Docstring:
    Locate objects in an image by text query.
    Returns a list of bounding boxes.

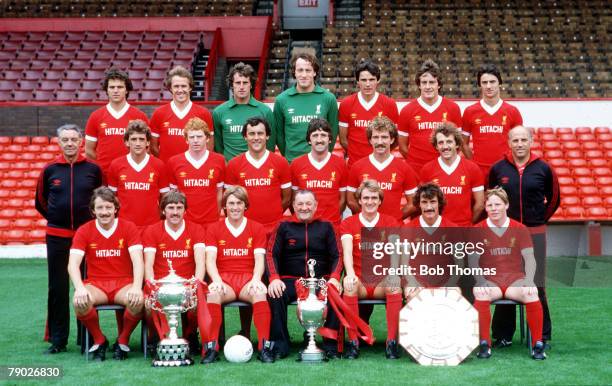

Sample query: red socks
[385,293,403,342]
[117,309,141,346]
[151,309,170,340]
[474,300,491,344]
[77,308,105,345]
[252,301,271,350]
[343,294,359,341]
[208,303,222,350]
[526,300,544,346]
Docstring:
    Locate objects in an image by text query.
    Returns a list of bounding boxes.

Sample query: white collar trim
[225,217,247,238]
[246,150,270,169]
[417,96,442,113]
[308,152,331,170]
[185,150,209,169]
[487,217,510,237]
[127,153,150,172]
[106,103,130,120]
[164,220,185,241]
[419,215,442,235]
[368,153,394,171]
[171,100,193,120]
[96,218,118,239]
[437,155,461,175]
[480,99,503,116]
[358,92,379,111]
[359,212,379,228]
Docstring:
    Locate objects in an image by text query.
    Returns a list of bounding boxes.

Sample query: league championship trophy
[296,259,328,362]
[146,260,198,367]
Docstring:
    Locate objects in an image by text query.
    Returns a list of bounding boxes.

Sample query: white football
[223,335,253,363]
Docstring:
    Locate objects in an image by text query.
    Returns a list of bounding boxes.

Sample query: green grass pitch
[0,258,611,385]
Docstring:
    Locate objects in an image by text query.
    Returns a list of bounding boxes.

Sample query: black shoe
[385,340,400,359]
[89,339,109,362]
[492,338,513,349]
[43,344,66,355]
[476,340,492,359]
[532,341,547,360]
[257,340,275,363]
[200,342,219,364]
[112,342,129,360]
[325,349,341,360]
[187,334,201,356]
[343,340,359,360]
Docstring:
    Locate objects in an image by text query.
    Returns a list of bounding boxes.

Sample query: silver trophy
[146,260,198,367]
[296,259,328,362]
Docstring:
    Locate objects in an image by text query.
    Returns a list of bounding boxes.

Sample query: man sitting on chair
[68,187,144,361]
[470,187,546,360]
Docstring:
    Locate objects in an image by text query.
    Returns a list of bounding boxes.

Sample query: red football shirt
[107,154,170,227]
[85,103,149,174]
[205,217,267,274]
[290,153,347,224]
[420,156,484,226]
[70,218,142,280]
[150,101,214,163]
[398,97,463,170]
[462,99,523,170]
[340,212,398,278]
[167,150,225,226]
[405,215,458,287]
[347,154,419,221]
[338,92,399,168]
[225,150,291,228]
[142,220,205,279]
[474,218,532,285]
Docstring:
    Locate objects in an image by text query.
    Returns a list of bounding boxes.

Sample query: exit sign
[298,0,318,7]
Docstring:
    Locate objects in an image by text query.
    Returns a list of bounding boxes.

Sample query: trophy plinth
[296,260,328,363]
[146,260,197,367]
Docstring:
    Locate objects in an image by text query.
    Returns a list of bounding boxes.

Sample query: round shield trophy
[296,259,328,362]
[146,260,198,367]
[399,288,479,366]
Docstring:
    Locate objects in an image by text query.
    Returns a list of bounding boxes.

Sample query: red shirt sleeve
[142,224,155,249]
[448,101,463,130]
[469,161,485,190]
[347,163,360,190]
[225,159,238,186]
[385,97,400,124]
[156,159,170,192]
[71,225,88,252]
[338,99,349,127]
[403,162,419,193]
[106,159,118,188]
[510,105,523,127]
[278,157,291,188]
[149,108,162,137]
[166,157,177,187]
[204,223,218,248]
[339,160,348,189]
[125,220,142,247]
[254,222,266,250]
[462,106,474,135]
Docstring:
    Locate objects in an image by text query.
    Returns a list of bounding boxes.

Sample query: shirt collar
[368,153,394,171]
[185,150,209,169]
[127,153,150,172]
[359,212,380,228]
[170,100,193,120]
[106,103,130,120]
[225,217,247,238]
[164,220,186,241]
[479,99,503,115]
[417,96,442,114]
[245,150,270,169]
[307,152,331,170]
[96,218,118,239]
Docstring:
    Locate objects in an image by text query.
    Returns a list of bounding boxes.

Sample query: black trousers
[269,278,339,356]
[492,231,552,341]
[46,234,72,347]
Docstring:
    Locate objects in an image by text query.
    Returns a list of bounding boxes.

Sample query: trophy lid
[155,260,187,284]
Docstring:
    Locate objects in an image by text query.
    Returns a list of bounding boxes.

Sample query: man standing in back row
[150,65,214,162]
[274,52,338,162]
[463,64,523,180]
[213,62,275,161]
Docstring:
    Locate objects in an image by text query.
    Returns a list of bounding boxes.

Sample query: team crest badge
[247,237,253,248]
[391,173,397,183]
[185,239,191,249]
[118,239,124,249]
[315,104,321,114]
[149,172,155,182]
[301,173,308,180]
[219,240,226,246]
[460,176,466,186]
[442,112,448,121]
[120,174,127,181]
[483,238,489,246]
[509,237,516,248]
[330,171,336,181]
[208,169,215,179]
[502,115,507,125]
[378,112,383,117]
[432,178,439,185]
[268,168,275,178]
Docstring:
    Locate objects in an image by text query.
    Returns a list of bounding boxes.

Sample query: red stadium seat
[147,69,166,80]
[558,133,575,141]
[76,91,98,101]
[576,133,596,141]
[0,153,17,161]
[540,133,557,142]
[575,127,592,134]
[602,142,612,151]
[84,70,105,80]
[12,219,33,229]
[565,150,583,159]
[31,136,49,145]
[594,127,610,134]
[582,196,603,207]
[564,206,584,220]
[602,186,612,196]
[560,185,578,196]
[592,167,611,176]
[12,136,29,145]
[578,186,598,196]
[6,199,25,208]
[0,162,10,170]
[35,218,47,228]
[589,158,608,168]
[28,229,46,243]
[583,150,604,159]
[549,208,565,221]
[5,144,23,153]
[597,133,612,142]
[0,218,11,229]
[576,176,595,186]
[557,176,574,186]
[0,190,10,199]
[12,189,30,198]
[572,167,591,177]
[556,127,573,135]
[596,176,612,186]
[542,141,561,151]
[585,207,608,220]
[13,162,31,170]
[25,170,40,179]
[59,80,80,91]
[4,229,27,245]
[140,91,162,101]
[56,91,76,101]
[5,170,25,179]
[537,127,554,135]
[45,143,60,152]
[33,90,55,101]
[0,209,18,218]
[561,196,580,207]
[39,153,55,161]
[581,141,600,151]
[0,137,10,145]
[20,179,37,189]
[21,209,39,219]
[605,196,612,207]
[0,90,11,101]
[607,150,612,159]
[544,150,563,159]
[13,91,32,101]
